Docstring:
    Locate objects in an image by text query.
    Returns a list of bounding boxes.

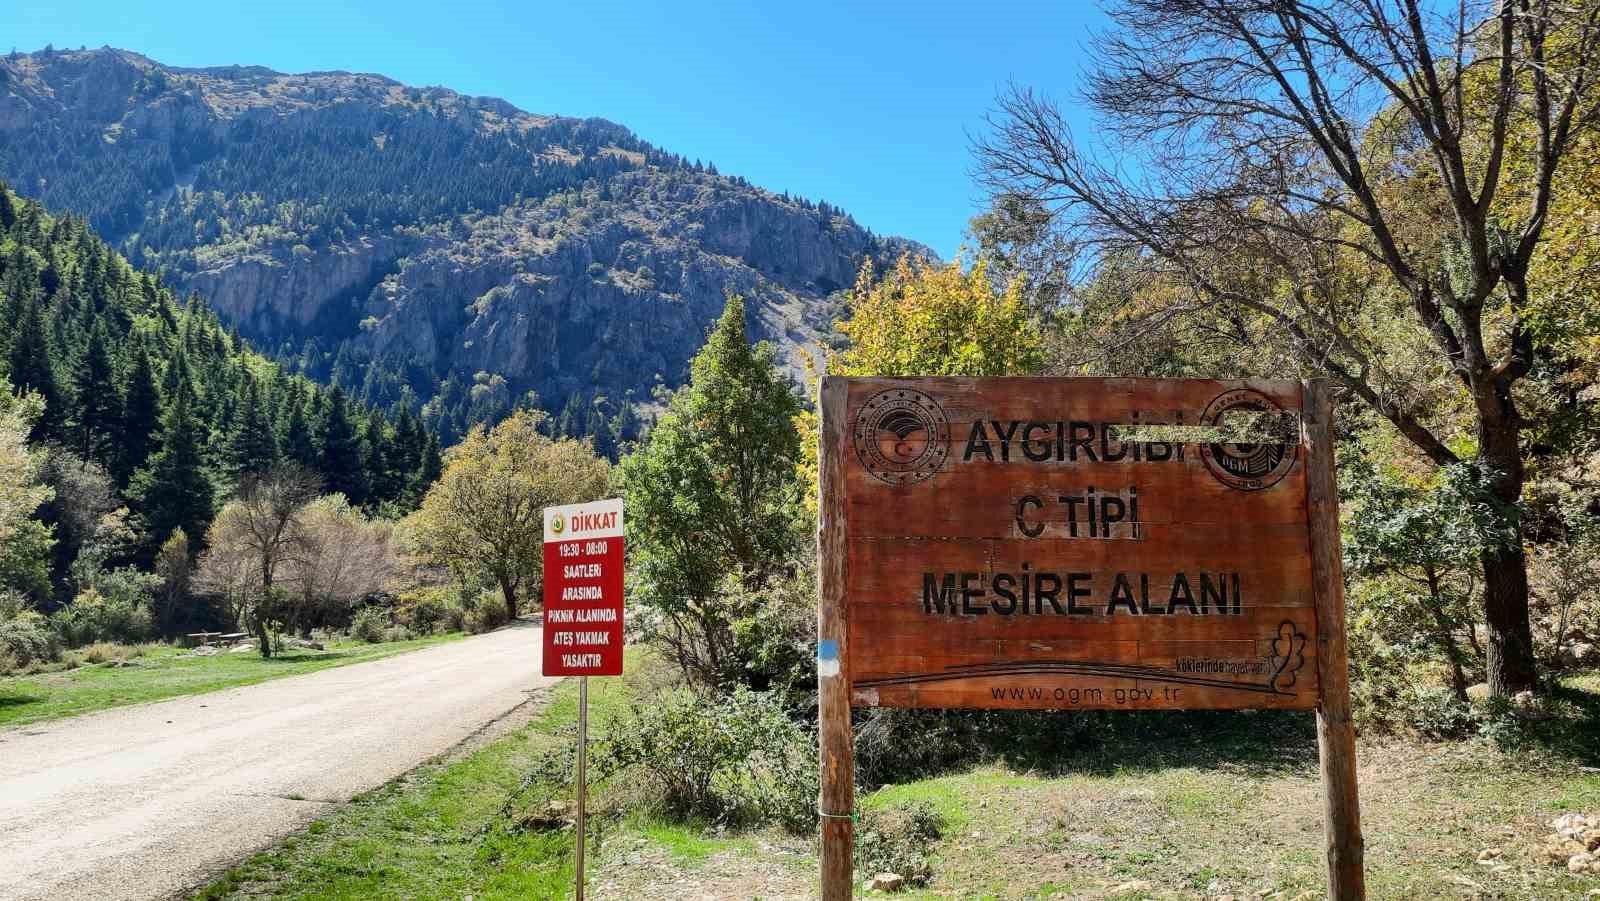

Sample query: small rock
[1110,881,1153,896]
[867,872,904,892]
[1570,852,1595,874]
[1476,847,1503,864]
[1466,683,1490,701]
[1560,641,1597,667]
[1553,813,1593,833]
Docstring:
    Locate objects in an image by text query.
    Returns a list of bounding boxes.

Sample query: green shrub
[549,687,817,831]
[856,801,944,887]
[396,587,465,635]
[51,577,155,647]
[381,624,417,643]
[0,613,61,673]
[350,605,390,643]
[465,588,512,634]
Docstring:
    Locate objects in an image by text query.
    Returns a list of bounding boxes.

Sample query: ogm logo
[851,388,950,486]
[1198,389,1299,491]
[550,512,565,535]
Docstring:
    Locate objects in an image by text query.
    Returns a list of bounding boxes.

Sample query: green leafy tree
[622,294,804,688]
[0,379,55,600]
[405,410,610,615]
[1343,457,1519,702]
[832,255,1045,378]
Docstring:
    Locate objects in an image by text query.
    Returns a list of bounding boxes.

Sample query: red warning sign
[541,498,624,677]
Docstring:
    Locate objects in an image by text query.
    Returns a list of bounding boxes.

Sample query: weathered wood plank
[1304,379,1366,900]
[817,376,853,901]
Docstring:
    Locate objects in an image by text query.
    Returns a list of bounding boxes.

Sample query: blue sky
[2,0,1108,258]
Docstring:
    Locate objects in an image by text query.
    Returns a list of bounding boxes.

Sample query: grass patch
[0,633,463,728]
[194,664,1600,900]
[193,650,647,900]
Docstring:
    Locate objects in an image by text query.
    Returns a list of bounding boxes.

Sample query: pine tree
[319,386,367,504]
[224,377,279,479]
[8,296,64,442]
[587,403,617,460]
[612,396,641,445]
[408,428,443,506]
[117,344,161,486]
[161,349,192,401]
[362,408,396,506]
[130,389,216,552]
[280,394,318,470]
[73,323,122,461]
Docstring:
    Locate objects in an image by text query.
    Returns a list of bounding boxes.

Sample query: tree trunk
[258,554,275,658]
[1477,414,1538,696]
[1481,542,1537,695]
[498,575,519,618]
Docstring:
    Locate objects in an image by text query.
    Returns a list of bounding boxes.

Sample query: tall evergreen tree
[280,394,318,470]
[224,376,279,479]
[319,387,367,504]
[130,389,216,552]
[408,428,443,507]
[117,344,162,486]
[73,323,121,461]
[587,403,617,460]
[7,296,63,441]
[362,408,397,506]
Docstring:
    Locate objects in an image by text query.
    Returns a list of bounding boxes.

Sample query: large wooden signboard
[817,377,1363,900]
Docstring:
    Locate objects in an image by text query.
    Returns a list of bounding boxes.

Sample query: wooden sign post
[817,377,1363,900]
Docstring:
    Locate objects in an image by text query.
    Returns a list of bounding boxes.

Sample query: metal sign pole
[575,674,588,901]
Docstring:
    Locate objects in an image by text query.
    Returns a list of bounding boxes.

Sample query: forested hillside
[0,182,439,616]
[0,46,921,440]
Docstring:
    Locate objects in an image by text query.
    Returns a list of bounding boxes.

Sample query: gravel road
[0,620,558,901]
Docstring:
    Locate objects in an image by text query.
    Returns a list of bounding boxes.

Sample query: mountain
[0,46,926,438]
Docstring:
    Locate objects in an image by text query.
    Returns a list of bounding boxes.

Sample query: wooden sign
[817,377,1364,899]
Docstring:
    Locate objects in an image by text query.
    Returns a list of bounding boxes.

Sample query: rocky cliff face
[0,47,926,430]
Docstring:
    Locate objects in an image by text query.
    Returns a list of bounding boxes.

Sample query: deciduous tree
[977,0,1600,696]
[405,410,610,616]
